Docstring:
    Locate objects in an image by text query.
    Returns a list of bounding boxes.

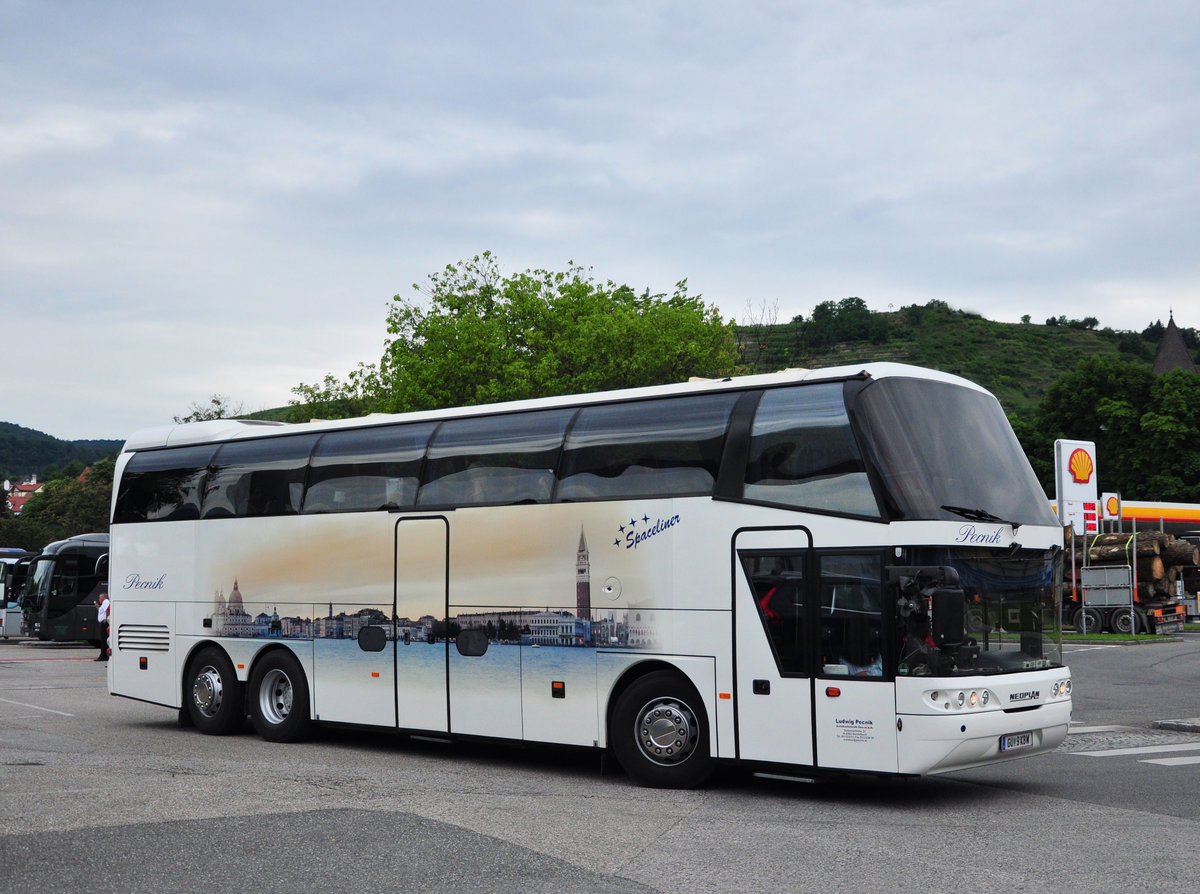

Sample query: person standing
[95,591,110,661]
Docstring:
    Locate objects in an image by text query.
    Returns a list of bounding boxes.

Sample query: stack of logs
[1072,531,1200,601]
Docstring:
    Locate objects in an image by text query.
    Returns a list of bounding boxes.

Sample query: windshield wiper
[940,505,1021,532]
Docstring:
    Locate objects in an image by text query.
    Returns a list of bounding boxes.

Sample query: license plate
[1000,731,1033,752]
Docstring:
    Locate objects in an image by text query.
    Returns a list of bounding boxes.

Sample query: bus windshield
[20,557,55,611]
[894,548,1064,677]
[853,377,1059,527]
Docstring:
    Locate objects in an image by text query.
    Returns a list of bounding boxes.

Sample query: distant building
[1152,314,1199,376]
[5,478,44,516]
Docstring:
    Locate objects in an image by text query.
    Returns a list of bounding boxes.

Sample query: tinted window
[743,384,879,517]
[304,423,435,513]
[417,410,574,507]
[556,393,737,501]
[818,554,885,678]
[114,445,217,523]
[853,377,1060,526]
[201,435,320,519]
[740,551,808,675]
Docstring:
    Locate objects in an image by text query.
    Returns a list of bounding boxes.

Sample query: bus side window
[556,393,737,501]
[417,410,573,508]
[202,435,319,519]
[113,445,216,523]
[819,554,885,678]
[304,423,435,513]
[743,384,880,518]
[740,552,808,675]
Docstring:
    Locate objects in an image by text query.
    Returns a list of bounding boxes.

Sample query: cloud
[3,1,1199,438]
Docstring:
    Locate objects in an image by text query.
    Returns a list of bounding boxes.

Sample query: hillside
[0,422,123,480]
[735,301,1170,420]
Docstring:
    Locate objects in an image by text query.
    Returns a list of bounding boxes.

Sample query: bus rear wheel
[611,670,713,789]
[248,650,311,743]
[186,646,244,735]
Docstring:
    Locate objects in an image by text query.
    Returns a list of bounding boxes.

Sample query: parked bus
[108,363,1072,787]
[2,547,30,638]
[17,534,109,643]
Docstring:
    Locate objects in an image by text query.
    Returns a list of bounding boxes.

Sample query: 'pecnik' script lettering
[954,524,1004,545]
[123,573,166,590]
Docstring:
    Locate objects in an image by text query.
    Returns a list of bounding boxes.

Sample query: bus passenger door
[812,553,897,774]
[733,528,815,767]
[395,516,449,734]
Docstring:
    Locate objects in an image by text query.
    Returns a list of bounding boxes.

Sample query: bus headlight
[929,689,995,711]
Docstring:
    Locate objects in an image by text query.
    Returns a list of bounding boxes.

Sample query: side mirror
[931,588,965,648]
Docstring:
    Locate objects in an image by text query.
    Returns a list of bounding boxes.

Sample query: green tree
[289,365,382,423]
[1137,371,1200,501]
[1024,356,1200,501]
[0,458,115,549]
[808,297,887,347]
[376,253,738,413]
[174,394,246,423]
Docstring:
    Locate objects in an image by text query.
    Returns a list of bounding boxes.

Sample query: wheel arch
[180,639,235,707]
[603,658,715,750]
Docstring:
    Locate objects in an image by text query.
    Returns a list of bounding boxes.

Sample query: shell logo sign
[1104,494,1120,517]
[1068,447,1094,484]
[1055,439,1099,535]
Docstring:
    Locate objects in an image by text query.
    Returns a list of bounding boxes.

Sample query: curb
[1152,719,1200,733]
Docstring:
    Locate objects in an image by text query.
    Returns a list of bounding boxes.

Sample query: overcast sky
[3,1,1198,440]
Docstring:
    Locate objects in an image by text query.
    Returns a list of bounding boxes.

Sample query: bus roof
[121,362,987,453]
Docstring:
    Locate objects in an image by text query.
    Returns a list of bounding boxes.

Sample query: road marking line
[1141,756,1200,766]
[1074,743,1200,758]
[0,696,74,717]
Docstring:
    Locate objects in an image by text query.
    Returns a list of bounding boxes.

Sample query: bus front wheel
[185,646,244,735]
[611,670,713,789]
[248,650,311,743]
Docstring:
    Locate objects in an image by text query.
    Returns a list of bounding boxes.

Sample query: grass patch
[1061,633,1176,643]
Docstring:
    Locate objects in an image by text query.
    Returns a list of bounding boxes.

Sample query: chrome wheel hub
[635,697,700,766]
[258,668,293,725]
[192,666,223,717]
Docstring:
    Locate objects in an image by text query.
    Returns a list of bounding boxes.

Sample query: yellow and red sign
[1055,439,1098,535]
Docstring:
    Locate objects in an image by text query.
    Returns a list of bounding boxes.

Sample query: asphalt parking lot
[4,636,1200,893]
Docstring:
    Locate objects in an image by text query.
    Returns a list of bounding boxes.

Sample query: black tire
[1110,607,1139,635]
[610,670,713,789]
[185,646,244,735]
[1073,606,1104,634]
[247,650,311,743]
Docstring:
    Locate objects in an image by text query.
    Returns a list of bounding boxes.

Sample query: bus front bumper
[897,699,1072,775]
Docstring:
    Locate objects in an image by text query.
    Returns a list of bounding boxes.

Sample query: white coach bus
[108,363,1071,788]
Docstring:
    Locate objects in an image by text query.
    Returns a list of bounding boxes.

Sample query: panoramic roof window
[556,393,737,501]
[201,435,320,519]
[418,409,574,507]
[304,423,435,513]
